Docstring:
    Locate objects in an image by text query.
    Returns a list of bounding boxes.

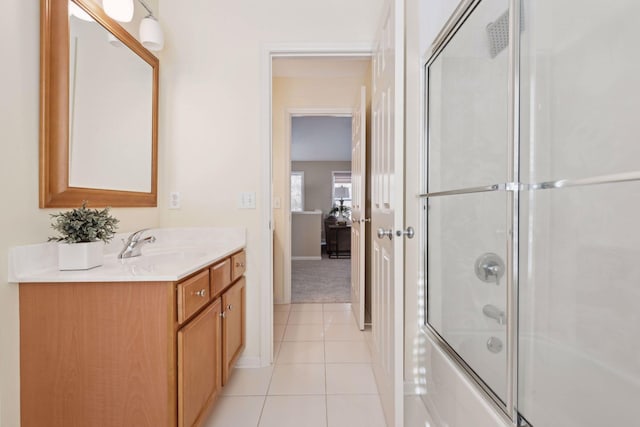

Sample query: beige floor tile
[290,303,324,312]
[287,310,324,325]
[327,394,387,427]
[325,341,371,364]
[283,324,325,341]
[274,324,286,342]
[323,322,366,341]
[326,364,378,394]
[324,310,357,326]
[268,364,326,395]
[274,311,290,325]
[221,366,273,396]
[323,303,352,311]
[277,341,325,364]
[259,395,327,427]
[274,304,291,312]
[273,340,282,360]
[202,396,265,427]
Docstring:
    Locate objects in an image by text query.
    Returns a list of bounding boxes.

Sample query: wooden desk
[326,224,351,259]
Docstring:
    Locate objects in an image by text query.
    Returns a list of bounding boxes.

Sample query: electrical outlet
[169,192,181,209]
[238,192,256,209]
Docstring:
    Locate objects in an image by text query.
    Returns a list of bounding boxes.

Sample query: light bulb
[103,0,134,23]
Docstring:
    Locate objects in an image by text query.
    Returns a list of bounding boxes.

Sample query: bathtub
[419,330,640,427]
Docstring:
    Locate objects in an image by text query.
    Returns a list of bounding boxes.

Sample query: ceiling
[291,116,352,162]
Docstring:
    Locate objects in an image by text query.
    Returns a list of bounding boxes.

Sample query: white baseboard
[235,355,262,368]
[291,256,321,261]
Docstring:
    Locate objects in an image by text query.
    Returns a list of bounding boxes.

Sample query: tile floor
[202,303,387,427]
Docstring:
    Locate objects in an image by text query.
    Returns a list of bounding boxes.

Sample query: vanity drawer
[231,251,246,282]
[177,270,211,324]
[210,258,231,296]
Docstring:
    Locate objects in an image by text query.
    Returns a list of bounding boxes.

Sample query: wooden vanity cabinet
[222,277,246,384]
[178,299,222,427]
[19,249,246,427]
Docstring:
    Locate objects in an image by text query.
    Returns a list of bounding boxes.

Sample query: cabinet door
[231,251,246,282]
[222,277,246,385]
[177,300,222,427]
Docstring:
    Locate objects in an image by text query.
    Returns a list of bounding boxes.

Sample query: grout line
[322,306,329,427]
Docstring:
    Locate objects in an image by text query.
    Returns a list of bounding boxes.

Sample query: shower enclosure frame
[419,0,527,425]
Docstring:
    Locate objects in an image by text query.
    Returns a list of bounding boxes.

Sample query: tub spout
[482,304,506,325]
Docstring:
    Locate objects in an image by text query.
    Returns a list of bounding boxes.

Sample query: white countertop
[8,227,246,283]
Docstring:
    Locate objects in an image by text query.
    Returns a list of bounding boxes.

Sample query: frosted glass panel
[427,0,509,192]
[520,0,640,184]
[518,182,640,426]
[428,191,508,402]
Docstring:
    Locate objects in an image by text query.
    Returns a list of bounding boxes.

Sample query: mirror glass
[68,11,153,192]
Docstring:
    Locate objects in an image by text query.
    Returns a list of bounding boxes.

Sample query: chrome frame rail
[529,171,640,190]
[506,0,521,423]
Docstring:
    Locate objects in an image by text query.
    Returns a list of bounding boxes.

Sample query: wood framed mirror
[40,0,159,208]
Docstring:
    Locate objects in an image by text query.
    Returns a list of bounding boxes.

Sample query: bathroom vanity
[10,228,246,427]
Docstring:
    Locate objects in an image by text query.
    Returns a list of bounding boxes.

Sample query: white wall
[158,0,382,354]
[292,161,352,214]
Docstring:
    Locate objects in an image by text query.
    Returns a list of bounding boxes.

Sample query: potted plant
[49,201,119,270]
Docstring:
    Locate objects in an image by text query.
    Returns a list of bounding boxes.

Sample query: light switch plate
[274,196,281,209]
[238,192,256,209]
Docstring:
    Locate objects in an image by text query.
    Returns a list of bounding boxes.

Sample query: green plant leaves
[49,201,119,243]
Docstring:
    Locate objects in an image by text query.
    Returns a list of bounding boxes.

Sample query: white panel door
[351,86,367,331]
[370,0,404,426]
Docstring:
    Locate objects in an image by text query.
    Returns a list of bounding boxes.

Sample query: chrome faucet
[482,304,506,325]
[118,228,156,259]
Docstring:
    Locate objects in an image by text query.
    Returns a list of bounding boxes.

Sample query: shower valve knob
[475,253,505,286]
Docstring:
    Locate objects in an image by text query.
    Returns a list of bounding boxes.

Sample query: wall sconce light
[102,0,164,51]
[137,0,164,51]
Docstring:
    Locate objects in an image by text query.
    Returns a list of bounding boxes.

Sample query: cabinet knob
[195,289,206,297]
[227,304,233,311]
[220,311,226,318]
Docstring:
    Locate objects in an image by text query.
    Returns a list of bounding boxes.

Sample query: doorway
[289,116,353,303]
[270,56,371,307]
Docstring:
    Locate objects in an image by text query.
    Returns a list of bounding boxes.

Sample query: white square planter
[58,241,104,271]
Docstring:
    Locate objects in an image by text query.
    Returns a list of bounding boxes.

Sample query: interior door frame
[260,44,373,366]
[282,107,354,304]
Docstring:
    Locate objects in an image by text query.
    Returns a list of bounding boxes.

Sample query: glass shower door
[425,0,511,409]
[518,0,640,425]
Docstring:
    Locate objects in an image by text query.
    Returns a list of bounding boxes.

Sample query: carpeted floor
[291,253,351,303]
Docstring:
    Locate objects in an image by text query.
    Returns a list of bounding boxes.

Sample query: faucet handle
[128,228,152,242]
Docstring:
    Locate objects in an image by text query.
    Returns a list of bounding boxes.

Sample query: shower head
[486,3,525,59]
